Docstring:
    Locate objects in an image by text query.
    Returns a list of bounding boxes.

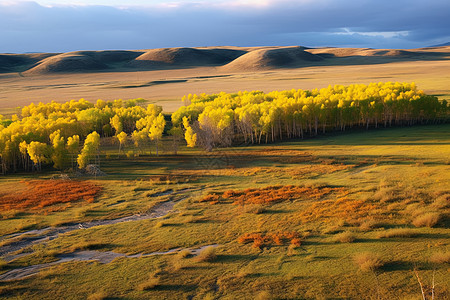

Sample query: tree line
[173,82,447,149]
[0,82,448,174]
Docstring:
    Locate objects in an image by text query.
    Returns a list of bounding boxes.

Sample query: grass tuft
[137,273,160,291]
[195,246,217,262]
[376,228,418,238]
[331,231,356,243]
[354,252,384,272]
[412,212,441,227]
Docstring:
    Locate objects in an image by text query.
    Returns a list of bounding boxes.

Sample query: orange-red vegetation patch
[238,232,301,249]
[199,185,345,205]
[0,180,102,212]
[298,197,380,223]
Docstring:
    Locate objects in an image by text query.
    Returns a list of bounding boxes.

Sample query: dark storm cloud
[0,0,449,52]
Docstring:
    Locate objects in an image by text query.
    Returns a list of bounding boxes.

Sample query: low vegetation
[0,180,102,213]
[354,252,385,272]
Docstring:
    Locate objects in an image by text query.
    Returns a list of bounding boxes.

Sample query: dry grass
[331,231,356,243]
[299,197,378,223]
[242,204,266,214]
[0,180,102,212]
[359,219,384,231]
[137,273,160,291]
[238,232,300,249]
[195,246,217,262]
[200,185,344,206]
[431,194,449,209]
[429,252,450,264]
[354,252,384,272]
[412,212,441,228]
[255,291,272,300]
[376,228,418,238]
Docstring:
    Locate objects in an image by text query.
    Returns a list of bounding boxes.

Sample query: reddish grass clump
[238,232,300,249]
[0,180,102,212]
[200,185,344,206]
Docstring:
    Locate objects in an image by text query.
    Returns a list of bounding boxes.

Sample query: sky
[0,0,449,53]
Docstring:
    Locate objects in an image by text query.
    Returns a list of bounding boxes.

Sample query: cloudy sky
[1,0,449,53]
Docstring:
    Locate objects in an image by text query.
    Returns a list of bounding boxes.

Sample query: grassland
[0,124,449,299]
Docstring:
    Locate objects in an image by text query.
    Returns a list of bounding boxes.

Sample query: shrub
[354,252,384,272]
[429,252,450,264]
[332,231,356,243]
[412,212,441,227]
[376,228,418,238]
[138,274,160,290]
[196,246,217,262]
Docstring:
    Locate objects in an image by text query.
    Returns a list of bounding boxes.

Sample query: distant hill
[1,45,450,75]
[430,42,450,47]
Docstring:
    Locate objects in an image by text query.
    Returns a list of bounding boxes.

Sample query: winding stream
[0,187,210,281]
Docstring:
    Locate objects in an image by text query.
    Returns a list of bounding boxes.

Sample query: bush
[195,246,217,262]
[354,252,384,272]
[429,252,450,264]
[376,228,417,238]
[332,231,356,243]
[412,212,441,227]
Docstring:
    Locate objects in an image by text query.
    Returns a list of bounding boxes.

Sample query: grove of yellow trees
[0,98,165,174]
[0,82,448,174]
[173,82,447,148]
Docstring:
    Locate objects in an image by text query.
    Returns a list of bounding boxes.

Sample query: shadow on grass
[152,284,197,291]
[382,260,416,272]
[214,254,258,263]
